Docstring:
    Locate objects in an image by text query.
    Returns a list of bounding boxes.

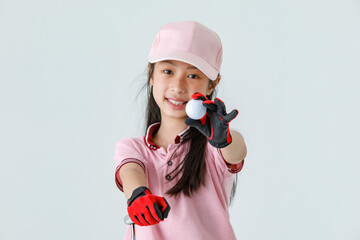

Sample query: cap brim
[149,51,219,80]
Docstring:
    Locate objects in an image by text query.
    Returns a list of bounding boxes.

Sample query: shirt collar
[143,122,190,150]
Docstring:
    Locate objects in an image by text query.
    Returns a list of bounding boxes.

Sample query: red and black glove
[185,92,238,148]
[127,186,171,226]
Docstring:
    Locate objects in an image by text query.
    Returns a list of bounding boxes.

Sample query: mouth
[166,98,188,106]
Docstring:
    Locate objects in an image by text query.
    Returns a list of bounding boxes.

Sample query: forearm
[119,163,148,199]
[220,129,247,164]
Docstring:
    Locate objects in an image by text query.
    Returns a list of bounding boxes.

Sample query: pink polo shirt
[113,122,244,240]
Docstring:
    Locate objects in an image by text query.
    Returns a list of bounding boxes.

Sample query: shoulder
[114,136,146,153]
[113,136,149,168]
[116,136,144,147]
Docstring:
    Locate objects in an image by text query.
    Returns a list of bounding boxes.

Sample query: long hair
[136,62,238,204]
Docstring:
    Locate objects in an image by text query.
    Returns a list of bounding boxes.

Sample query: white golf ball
[185,99,207,120]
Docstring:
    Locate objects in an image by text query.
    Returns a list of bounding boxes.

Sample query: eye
[163,69,172,74]
[189,74,199,79]
[162,69,200,79]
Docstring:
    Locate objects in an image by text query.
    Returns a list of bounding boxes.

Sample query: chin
[162,112,187,120]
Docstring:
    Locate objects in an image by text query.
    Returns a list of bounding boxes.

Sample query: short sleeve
[113,138,146,192]
[217,148,244,174]
[207,142,244,174]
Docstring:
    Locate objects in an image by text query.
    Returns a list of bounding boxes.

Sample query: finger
[202,100,217,112]
[199,112,207,125]
[223,109,239,123]
[154,202,165,220]
[161,197,171,218]
[128,207,144,226]
[192,92,208,101]
[131,214,144,226]
[214,98,227,115]
[144,205,161,225]
[138,212,151,226]
[146,202,163,222]
[129,198,151,226]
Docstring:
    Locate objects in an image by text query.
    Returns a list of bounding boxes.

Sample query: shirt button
[160,153,165,156]
[165,175,171,180]
[167,161,172,166]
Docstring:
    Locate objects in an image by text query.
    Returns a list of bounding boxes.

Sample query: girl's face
[150,60,219,121]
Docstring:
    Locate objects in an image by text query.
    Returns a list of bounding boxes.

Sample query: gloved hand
[127,186,171,226]
[185,92,238,148]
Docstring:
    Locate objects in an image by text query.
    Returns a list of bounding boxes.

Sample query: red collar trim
[143,122,190,150]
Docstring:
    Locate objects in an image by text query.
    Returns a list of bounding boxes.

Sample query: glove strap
[127,186,150,206]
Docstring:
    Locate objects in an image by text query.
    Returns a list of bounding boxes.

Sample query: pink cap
[148,20,223,80]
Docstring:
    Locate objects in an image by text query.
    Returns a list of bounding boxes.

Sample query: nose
[170,74,186,93]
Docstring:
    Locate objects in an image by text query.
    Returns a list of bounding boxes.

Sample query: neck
[154,117,188,146]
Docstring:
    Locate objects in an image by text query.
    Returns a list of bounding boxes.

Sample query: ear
[206,75,221,95]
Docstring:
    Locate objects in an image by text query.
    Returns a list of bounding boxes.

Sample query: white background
[0,0,359,239]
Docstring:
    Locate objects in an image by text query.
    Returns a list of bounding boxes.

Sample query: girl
[114,20,247,240]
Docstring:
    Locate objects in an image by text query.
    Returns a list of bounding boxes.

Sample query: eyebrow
[161,60,198,70]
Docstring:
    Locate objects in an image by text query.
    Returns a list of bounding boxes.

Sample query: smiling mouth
[167,98,188,106]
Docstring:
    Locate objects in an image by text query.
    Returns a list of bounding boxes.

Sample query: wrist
[208,134,232,148]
